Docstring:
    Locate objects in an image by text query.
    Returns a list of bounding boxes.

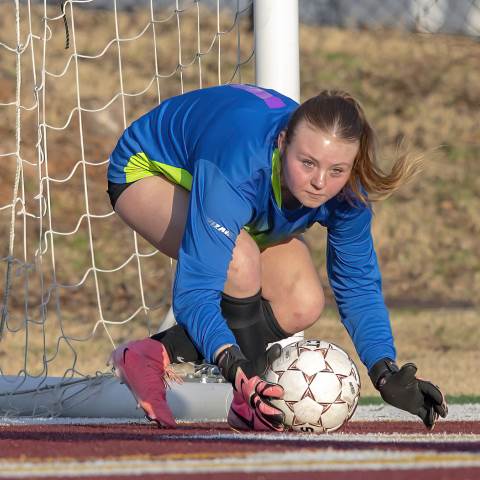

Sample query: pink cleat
[110,338,177,428]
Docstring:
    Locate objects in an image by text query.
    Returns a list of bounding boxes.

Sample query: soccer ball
[264,339,361,433]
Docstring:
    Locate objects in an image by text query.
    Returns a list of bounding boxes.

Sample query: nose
[311,170,326,190]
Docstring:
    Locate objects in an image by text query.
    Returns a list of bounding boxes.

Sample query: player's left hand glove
[369,359,448,430]
[217,344,285,432]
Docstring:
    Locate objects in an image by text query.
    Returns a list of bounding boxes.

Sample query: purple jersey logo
[230,84,286,109]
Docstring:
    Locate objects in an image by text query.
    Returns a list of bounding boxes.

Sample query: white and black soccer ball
[264,339,361,433]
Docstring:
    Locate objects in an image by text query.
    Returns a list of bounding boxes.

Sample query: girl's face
[278,120,359,209]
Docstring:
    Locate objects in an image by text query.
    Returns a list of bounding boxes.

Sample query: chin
[301,196,326,208]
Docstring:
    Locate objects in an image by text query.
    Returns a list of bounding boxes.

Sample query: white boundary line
[1,424,480,444]
[0,449,479,478]
[1,403,479,426]
[353,403,480,421]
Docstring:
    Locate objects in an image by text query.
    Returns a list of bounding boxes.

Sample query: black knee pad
[221,290,267,374]
[221,290,264,329]
[260,297,290,344]
[151,324,202,364]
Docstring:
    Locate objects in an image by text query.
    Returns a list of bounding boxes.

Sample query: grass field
[0,4,479,397]
[307,307,479,397]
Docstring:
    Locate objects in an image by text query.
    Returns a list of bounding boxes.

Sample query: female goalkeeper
[107,84,447,431]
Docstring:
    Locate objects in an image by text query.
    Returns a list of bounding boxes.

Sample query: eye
[302,159,314,168]
[331,168,344,176]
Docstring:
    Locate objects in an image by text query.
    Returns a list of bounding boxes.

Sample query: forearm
[337,297,396,372]
[173,279,238,363]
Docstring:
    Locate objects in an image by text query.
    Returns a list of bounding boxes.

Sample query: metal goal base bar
[0,375,233,421]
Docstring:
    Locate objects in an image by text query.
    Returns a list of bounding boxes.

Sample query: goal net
[0,0,268,419]
[2,0,477,419]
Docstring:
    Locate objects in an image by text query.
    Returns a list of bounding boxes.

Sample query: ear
[277,130,286,152]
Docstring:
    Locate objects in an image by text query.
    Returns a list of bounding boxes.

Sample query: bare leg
[114,176,188,259]
[260,236,325,334]
[114,175,261,294]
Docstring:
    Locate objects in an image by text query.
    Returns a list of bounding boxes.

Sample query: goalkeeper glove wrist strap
[217,345,254,384]
[369,358,399,390]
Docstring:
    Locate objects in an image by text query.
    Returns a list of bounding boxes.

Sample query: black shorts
[107,181,137,210]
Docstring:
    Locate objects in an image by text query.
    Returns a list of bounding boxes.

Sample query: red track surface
[17,472,480,480]
[1,421,479,479]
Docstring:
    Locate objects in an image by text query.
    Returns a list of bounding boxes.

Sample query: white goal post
[255,0,300,102]
[0,0,300,419]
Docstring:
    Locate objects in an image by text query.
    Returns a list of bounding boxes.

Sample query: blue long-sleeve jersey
[108,84,396,370]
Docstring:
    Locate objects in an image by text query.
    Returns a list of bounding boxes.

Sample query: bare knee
[224,231,261,297]
[286,288,325,333]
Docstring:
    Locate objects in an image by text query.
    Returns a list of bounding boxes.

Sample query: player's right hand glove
[369,358,448,430]
[217,345,285,432]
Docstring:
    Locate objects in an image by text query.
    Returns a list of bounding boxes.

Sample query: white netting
[1,0,478,417]
[0,0,254,395]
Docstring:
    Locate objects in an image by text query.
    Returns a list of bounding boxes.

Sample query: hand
[217,345,285,431]
[370,359,448,430]
[263,343,282,373]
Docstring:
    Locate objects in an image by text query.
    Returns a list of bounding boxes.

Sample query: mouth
[303,191,330,206]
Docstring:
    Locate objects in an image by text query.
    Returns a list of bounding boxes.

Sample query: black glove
[263,343,282,374]
[217,345,285,431]
[369,358,448,430]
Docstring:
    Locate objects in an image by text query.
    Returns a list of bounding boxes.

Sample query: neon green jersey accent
[124,152,193,191]
[243,148,282,249]
[271,148,282,208]
[124,150,281,248]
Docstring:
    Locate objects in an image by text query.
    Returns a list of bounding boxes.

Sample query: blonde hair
[284,90,422,204]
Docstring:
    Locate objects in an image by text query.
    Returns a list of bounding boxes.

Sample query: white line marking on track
[161,431,480,444]
[1,403,479,425]
[353,404,480,422]
[0,449,479,477]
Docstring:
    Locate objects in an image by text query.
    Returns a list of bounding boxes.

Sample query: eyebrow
[300,154,352,167]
